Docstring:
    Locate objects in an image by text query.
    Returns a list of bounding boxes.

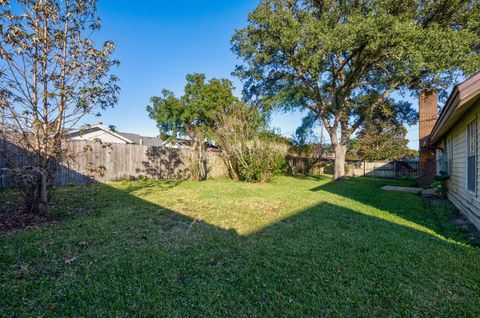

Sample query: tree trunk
[223,154,240,181]
[333,143,347,181]
[228,162,240,181]
[199,149,208,181]
[37,168,48,215]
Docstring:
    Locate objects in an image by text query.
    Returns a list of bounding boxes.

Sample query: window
[438,144,447,174]
[466,120,477,193]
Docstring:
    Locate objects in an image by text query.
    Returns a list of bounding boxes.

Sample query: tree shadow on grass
[119,179,184,194]
[309,177,472,244]
[0,182,479,317]
[291,174,332,181]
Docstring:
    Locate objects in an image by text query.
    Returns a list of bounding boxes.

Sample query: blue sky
[90,0,420,149]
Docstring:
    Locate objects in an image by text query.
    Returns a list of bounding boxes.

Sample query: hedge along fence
[0,140,228,188]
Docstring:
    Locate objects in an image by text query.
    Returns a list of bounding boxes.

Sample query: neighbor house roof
[116,132,164,146]
[429,72,480,145]
[68,124,133,143]
[68,124,164,146]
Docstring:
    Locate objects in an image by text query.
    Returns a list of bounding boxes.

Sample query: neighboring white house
[428,72,480,230]
[67,123,190,148]
[68,124,136,144]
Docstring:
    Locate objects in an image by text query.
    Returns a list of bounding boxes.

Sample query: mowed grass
[1,176,479,317]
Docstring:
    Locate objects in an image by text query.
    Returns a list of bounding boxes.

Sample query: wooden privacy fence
[0,140,227,188]
[1,140,419,188]
[289,156,419,179]
[346,160,419,179]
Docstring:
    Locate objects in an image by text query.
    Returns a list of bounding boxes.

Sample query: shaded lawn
[0,176,479,317]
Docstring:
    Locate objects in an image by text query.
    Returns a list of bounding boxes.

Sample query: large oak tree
[232,0,480,180]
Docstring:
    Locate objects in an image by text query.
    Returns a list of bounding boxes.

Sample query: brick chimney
[418,89,438,188]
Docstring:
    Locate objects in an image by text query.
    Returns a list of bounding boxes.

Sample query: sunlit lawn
[1,176,479,316]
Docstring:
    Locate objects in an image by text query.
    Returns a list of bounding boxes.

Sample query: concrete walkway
[381,186,423,194]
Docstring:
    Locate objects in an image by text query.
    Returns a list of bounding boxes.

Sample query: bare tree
[0,0,119,213]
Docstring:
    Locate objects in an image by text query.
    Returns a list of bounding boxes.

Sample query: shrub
[210,101,289,183]
[432,171,450,198]
[234,140,288,183]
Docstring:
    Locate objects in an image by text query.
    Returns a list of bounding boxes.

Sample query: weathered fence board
[346,160,419,179]
[0,140,227,187]
[1,139,418,188]
[289,156,419,179]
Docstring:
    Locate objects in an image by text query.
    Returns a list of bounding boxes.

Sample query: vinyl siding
[442,100,480,230]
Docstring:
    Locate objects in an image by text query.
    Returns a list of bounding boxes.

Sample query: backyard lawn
[1,176,479,316]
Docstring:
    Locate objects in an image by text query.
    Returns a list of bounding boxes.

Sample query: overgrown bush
[210,101,289,183]
[432,171,450,198]
[233,139,288,183]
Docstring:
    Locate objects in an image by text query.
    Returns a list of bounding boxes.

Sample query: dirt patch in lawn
[0,184,106,235]
[424,196,480,246]
[450,213,480,245]
[0,199,64,235]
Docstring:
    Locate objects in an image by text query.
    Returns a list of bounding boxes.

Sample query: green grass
[1,176,479,317]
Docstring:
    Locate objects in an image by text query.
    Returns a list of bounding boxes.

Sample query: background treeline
[147,73,418,183]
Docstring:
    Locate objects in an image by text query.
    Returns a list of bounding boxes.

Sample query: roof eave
[429,73,480,145]
[67,125,134,144]
[428,88,460,145]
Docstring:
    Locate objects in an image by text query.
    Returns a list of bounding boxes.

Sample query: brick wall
[418,89,438,187]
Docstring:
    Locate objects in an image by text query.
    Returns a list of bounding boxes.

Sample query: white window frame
[466,118,477,195]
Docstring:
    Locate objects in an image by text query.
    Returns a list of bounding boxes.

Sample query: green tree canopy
[355,99,417,161]
[147,73,238,180]
[147,74,237,141]
[356,124,410,161]
[232,0,480,180]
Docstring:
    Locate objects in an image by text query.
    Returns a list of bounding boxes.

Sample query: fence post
[393,161,397,179]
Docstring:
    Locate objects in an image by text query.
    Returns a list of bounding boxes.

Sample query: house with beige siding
[425,73,480,230]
